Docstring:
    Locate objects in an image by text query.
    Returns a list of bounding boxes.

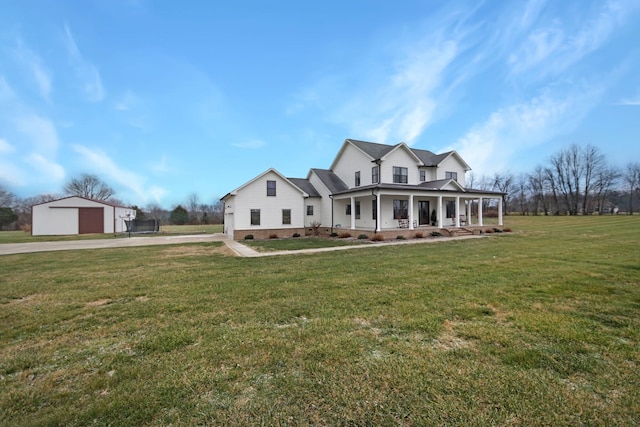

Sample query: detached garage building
[31,196,136,236]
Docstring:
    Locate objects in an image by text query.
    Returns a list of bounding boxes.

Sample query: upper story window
[307,205,314,216]
[446,171,458,181]
[267,180,276,196]
[372,166,379,184]
[420,170,426,182]
[393,167,408,184]
[355,171,360,187]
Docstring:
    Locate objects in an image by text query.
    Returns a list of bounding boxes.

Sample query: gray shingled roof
[287,178,321,197]
[310,169,349,193]
[346,139,396,160]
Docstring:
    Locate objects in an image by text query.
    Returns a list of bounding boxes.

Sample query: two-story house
[221,138,504,240]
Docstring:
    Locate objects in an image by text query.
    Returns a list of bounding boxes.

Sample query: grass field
[1,216,638,426]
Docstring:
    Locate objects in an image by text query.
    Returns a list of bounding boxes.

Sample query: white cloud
[26,153,65,181]
[114,89,139,111]
[151,155,169,173]
[72,144,158,203]
[63,24,105,102]
[11,39,53,101]
[0,138,14,154]
[15,113,59,155]
[0,161,26,186]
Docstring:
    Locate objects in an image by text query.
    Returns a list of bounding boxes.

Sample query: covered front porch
[330,187,504,233]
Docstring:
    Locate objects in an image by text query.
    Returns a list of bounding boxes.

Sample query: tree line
[469,144,640,216]
[0,174,224,231]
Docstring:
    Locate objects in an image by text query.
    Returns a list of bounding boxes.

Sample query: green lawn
[0,224,223,244]
[1,216,638,426]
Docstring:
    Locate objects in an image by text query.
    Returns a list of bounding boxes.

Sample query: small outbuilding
[31,196,136,236]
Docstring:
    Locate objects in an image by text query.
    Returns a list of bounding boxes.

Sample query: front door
[418,201,430,226]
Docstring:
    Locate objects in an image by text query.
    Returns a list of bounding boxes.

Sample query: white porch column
[455,196,460,227]
[350,196,356,230]
[498,196,503,226]
[375,193,381,232]
[466,200,472,225]
[437,196,443,228]
[409,194,414,230]
[478,197,484,226]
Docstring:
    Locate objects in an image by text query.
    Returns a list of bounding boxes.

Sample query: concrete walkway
[0,233,485,257]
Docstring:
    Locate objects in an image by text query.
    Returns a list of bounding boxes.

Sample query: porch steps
[444,227,475,237]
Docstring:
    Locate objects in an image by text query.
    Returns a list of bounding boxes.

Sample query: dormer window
[446,171,458,181]
[393,167,408,184]
[355,171,360,187]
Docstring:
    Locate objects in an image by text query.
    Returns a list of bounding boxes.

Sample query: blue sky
[1,0,639,208]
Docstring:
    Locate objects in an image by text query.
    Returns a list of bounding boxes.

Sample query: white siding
[230,171,305,230]
[31,197,132,235]
[308,171,333,228]
[438,155,467,187]
[381,148,421,184]
[332,144,376,187]
[304,199,322,227]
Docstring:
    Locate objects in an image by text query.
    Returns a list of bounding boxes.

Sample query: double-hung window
[282,209,291,225]
[393,199,408,220]
[393,167,408,184]
[445,171,458,181]
[250,209,261,225]
[355,171,360,187]
[372,200,377,220]
[307,205,314,216]
[372,166,379,184]
[355,201,360,219]
[267,180,276,196]
[420,170,426,182]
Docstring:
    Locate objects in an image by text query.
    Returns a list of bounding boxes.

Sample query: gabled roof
[309,168,349,194]
[31,195,129,209]
[221,168,310,200]
[418,179,466,192]
[287,178,321,197]
[347,139,396,159]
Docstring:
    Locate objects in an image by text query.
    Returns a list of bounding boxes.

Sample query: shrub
[330,232,339,237]
[357,234,369,240]
[371,233,385,241]
[485,228,494,234]
[244,234,254,240]
[292,233,300,238]
[493,228,503,233]
[269,233,279,239]
[338,232,352,239]
[503,227,512,232]
[396,235,406,240]
[430,231,442,237]
[414,232,424,238]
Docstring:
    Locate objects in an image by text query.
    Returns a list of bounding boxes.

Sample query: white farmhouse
[222,139,504,240]
[31,196,136,236]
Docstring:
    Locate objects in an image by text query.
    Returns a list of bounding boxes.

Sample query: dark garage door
[79,208,104,234]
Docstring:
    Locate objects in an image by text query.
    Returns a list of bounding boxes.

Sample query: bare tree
[514,173,530,215]
[186,193,200,224]
[0,185,15,207]
[528,165,548,215]
[64,173,115,200]
[492,172,515,215]
[592,166,620,214]
[623,162,640,214]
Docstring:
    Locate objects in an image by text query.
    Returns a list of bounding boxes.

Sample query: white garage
[31,196,136,236]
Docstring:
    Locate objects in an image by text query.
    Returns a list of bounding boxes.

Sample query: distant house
[221,138,504,240]
[31,196,136,236]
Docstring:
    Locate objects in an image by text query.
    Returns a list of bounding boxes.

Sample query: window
[307,205,314,216]
[446,201,455,219]
[355,201,360,219]
[346,204,351,215]
[393,199,408,220]
[420,170,426,182]
[393,167,408,184]
[282,209,291,225]
[372,200,377,220]
[372,166,379,184]
[355,171,360,187]
[250,209,260,225]
[267,180,276,196]
[446,171,458,181]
